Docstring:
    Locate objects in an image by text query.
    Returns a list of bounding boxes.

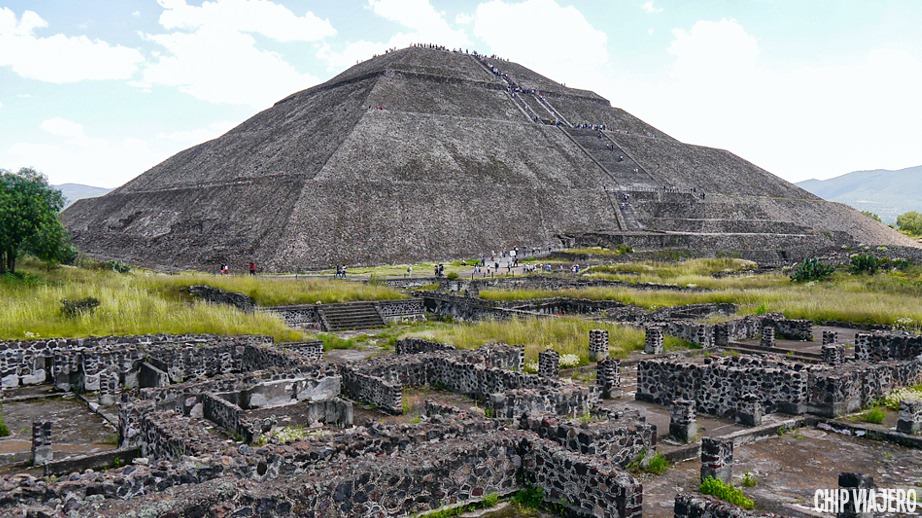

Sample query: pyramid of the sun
[61,46,918,271]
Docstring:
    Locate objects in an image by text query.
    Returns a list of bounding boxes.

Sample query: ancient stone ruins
[1,281,920,517]
[61,45,917,272]
[9,44,920,517]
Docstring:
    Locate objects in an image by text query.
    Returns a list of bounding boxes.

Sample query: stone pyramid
[61,46,919,271]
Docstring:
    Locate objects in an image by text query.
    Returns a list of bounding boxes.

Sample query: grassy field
[149,273,408,305]
[5,253,920,344]
[400,316,687,365]
[0,259,323,341]
[480,266,922,328]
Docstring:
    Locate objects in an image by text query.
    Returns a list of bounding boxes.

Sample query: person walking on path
[248,262,256,276]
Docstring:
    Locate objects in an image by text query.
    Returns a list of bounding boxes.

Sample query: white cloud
[132,10,141,18]
[668,19,758,81]
[4,117,241,187]
[5,119,161,187]
[156,0,335,42]
[471,0,608,90]
[40,117,85,138]
[603,18,922,183]
[0,7,144,83]
[317,0,470,72]
[642,1,663,14]
[140,0,337,107]
[140,26,318,107]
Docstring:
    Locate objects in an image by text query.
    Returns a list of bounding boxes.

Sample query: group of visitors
[217,262,256,275]
[334,265,348,279]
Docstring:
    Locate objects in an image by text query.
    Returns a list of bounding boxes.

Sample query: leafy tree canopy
[896,211,922,235]
[0,167,72,274]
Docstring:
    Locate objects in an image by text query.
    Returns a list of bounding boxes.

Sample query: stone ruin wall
[662,313,812,349]
[638,338,922,418]
[855,331,922,362]
[518,410,654,466]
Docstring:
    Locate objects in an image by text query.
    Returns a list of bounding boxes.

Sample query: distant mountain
[54,183,112,209]
[797,165,922,224]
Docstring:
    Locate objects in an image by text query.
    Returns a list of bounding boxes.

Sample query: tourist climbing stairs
[317,302,387,332]
[508,92,542,122]
[563,127,655,188]
[619,202,643,231]
[534,95,572,127]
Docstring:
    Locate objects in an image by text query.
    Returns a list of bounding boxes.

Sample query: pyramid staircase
[317,302,387,331]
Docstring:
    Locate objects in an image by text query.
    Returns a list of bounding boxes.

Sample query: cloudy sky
[1,0,921,188]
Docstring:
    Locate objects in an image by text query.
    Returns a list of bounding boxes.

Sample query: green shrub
[741,471,757,487]
[60,297,100,318]
[627,450,670,475]
[897,211,922,235]
[645,452,670,474]
[859,406,886,424]
[700,476,754,510]
[861,211,882,222]
[850,254,879,275]
[511,485,544,509]
[0,414,9,437]
[789,258,835,283]
[445,272,459,280]
[104,260,131,274]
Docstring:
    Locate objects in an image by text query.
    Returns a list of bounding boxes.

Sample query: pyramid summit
[61,45,919,271]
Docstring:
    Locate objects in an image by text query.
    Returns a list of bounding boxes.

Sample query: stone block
[822,344,846,367]
[588,329,609,362]
[32,421,52,466]
[735,393,763,426]
[760,326,775,348]
[837,472,874,518]
[669,399,696,443]
[896,397,922,435]
[538,350,559,379]
[823,330,838,346]
[596,358,621,399]
[644,326,664,354]
[700,437,733,483]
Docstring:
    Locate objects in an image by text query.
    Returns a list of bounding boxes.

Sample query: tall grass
[480,269,922,327]
[401,316,651,364]
[0,261,305,341]
[146,274,408,305]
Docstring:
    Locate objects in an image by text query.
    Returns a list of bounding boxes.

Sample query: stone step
[317,302,387,331]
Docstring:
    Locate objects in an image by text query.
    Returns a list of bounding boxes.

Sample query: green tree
[860,211,881,223]
[896,211,922,235]
[0,167,69,274]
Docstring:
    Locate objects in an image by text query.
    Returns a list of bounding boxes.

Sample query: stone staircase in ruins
[563,127,656,189]
[317,302,387,332]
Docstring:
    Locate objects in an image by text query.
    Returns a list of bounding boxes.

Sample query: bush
[850,253,879,275]
[511,485,544,509]
[445,272,459,280]
[741,471,757,487]
[627,449,670,474]
[104,260,131,274]
[859,406,886,424]
[897,211,922,235]
[0,414,9,437]
[559,353,581,368]
[789,258,835,282]
[700,476,754,510]
[60,297,100,318]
